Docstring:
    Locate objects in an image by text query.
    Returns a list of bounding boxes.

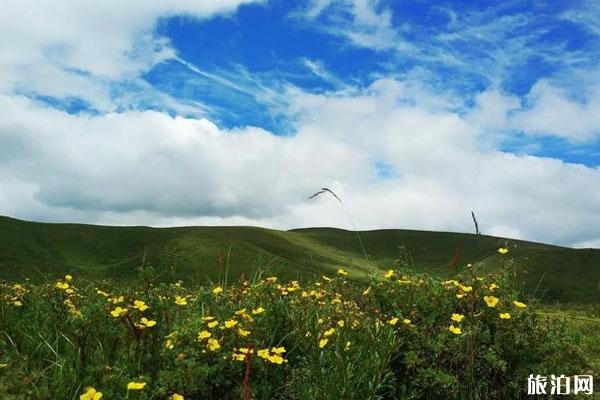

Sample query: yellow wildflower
[232,353,246,362]
[513,300,527,308]
[268,355,284,364]
[489,283,499,291]
[384,269,395,279]
[484,296,499,308]
[403,319,412,325]
[319,338,329,348]
[212,286,223,295]
[337,320,345,328]
[170,394,184,400]
[197,330,212,340]
[133,300,149,311]
[174,296,187,306]
[202,315,215,321]
[362,286,371,296]
[344,341,351,351]
[207,321,219,328]
[451,313,465,322]
[55,282,70,290]
[388,317,399,326]
[165,339,175,350]
[337,268,348,276]
[127,382,146,390]
[207,338,221,351]
[110,306,127,318]
[459,285,473,293]
[223,319,238,329]
[65,275,73,282]
[448,325,462,335]
[323,327,335,337]
[499,312,511,319]
[498,247,509,254]
[13,300,22,307]
[138,317,156,328]
[456,293,465,299]
[80,387,102,400]
[237,328,251,337]
[251,306,265,315]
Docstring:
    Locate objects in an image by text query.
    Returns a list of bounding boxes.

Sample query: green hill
[0,215,599,303]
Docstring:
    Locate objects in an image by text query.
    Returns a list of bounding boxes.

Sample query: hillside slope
[1,216,598,302]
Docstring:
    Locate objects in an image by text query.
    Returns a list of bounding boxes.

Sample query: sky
[1,0,600,248]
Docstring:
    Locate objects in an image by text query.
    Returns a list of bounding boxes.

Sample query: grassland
[1,215,599,303]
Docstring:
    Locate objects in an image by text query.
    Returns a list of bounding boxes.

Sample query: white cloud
[0,0,261,110]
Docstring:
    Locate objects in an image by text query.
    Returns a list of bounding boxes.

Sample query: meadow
[0,216,598,399]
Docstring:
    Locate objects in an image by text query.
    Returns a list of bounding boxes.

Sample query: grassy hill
[0,215,599,302]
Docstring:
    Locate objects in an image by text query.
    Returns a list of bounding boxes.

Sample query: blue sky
[1,0,600,247]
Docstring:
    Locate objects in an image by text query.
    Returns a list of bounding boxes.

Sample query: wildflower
[498,247,509,254]
[322,275,332,282]
[362,286,371,296]
[384,269,395,279]
[138,317,156,328]
[388,317,399,326]
[459,285,472,293]
[133,300,149,311]
[223,319,238,329]
[80,387,102,400]
[323,327,336,337]
[65,275,73,282]
[111,296,125,304]
[513,300,527,309]
[488,283,499,291]
[96,289,110,297]
[110,307,127,318]
[232,353,246,362]
[170,394,184,400]
[257,349,270,359]
[319,338,329,348]
[202,315,215,321]
[456,293,465,299]
[207,338,221,351]
[252,306,265,315]
[55,282,70,290]
[165,339,175,350]
[268,354,284,364]
[207,321,218,329]
[337,320,345,328]
[484,296,499,308]
[237,328,251,337]
[197,330,212,340]
[13,300,22,307]
[499,312,511,319]
[234,308,246,315]
[344,341,351,351]
[403,319,412,325]
[127,381,146,390]
[451,313,465,322]
[448,325,462,335]
[212,286,223,295]
[337,268,348,276]
[174,296,188,306]
[265,276,278,283]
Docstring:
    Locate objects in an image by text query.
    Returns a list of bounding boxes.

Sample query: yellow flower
[323,327,336,337]
[197,330,212,340]
[202,315,215,321]
[55,282,70,290]
[13,300,22,307]
[170,394,184,400]
[165,339,175,350]
[451,313,464,322]
[403,319,412,325]
[110,307,127,318]
[322,275,332,282]
[498,247,509,254]
[80,387,102,400]
[237,328,251,337]
[459,285,472,293]
[337,268,348,276]
[388,317,399,326]
[257,349,270,359]
[212,286,223,295]
[268,355,284,364]
[224,319,238,328]
[344,341,351,351]
[362,286,371,296]
[448,325,462,335]
[174,296,188,306]
[133,300,149,311]
[139,317,156,328]
[265,276,278,283]
[488,283,499,291]
[96,289,110,297]
[65,275,73,282]
[127,381,146,390]
[232,353,246,362]
[111,295,125,304]
[384,269,395,279]
[207,338,221,351]
[319,338,329,348]
[207,321,219,329]
[251,306,265,315]
[456,293,465,299]
[499,312,511,319]
[484,296,499,308]
[234,308,246,315]
[337,320,345,328]
[513,300,527,309]
[271,346,286,354]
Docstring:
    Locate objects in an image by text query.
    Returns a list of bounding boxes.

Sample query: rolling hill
[0,215,598,303]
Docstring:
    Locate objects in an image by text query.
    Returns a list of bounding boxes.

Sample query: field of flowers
[0,257,591,399]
